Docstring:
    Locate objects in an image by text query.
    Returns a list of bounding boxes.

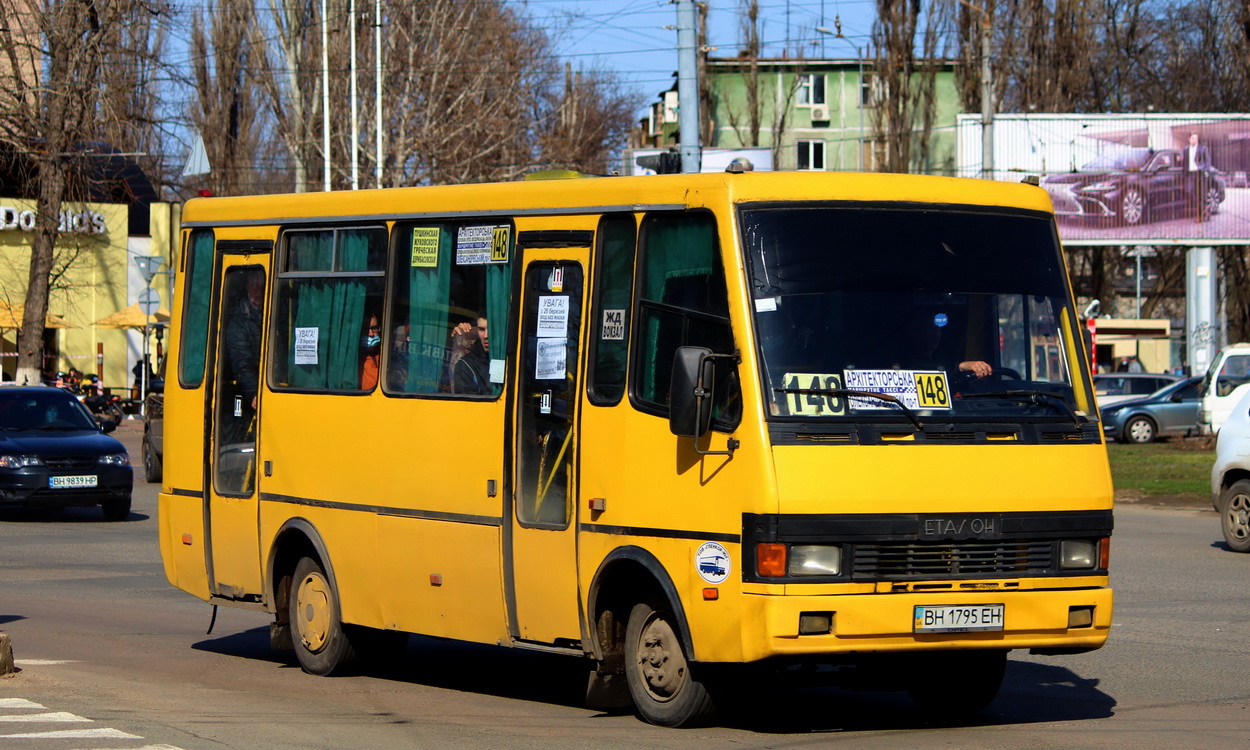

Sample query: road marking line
[0,711,91,723]
[0,698,45,709]
[71,746,188,750]
[14,658,81,665]
[0,728,142,739]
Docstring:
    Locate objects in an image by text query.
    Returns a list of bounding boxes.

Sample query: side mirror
[99,419,117,434]
[669,346,714,438]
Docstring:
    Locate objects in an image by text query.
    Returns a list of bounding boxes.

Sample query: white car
[1199,343,1250,435]
[1210,388,1250,552]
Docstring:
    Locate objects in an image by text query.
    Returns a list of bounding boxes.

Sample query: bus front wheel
[290,556,360,676]
[907,650,1006,718]
[624,601,715,727]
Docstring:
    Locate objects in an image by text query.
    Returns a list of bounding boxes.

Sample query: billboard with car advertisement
[956,113,1250,246]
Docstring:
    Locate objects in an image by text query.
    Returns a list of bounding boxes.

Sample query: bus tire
[907,649,1006,718]
[624,601,715,727]
[290,556,360,676]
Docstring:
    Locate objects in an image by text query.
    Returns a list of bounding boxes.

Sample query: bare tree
[188,0,271,197]
[0,0,148,384]
[534,62,642,173]
[258,0,322,192]
[871,0,949,173]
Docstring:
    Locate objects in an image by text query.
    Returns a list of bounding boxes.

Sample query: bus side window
[179,229,215,387]
[269,227,386,392]
[588,214,636,405]
[386,221,512,397]
[633,211,740,428]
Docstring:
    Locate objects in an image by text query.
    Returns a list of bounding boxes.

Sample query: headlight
[788,545,843,576]
[0,455,43,468]
[98,454,131,467]
[1083,181,1117,192]
[1060,539,1097,570]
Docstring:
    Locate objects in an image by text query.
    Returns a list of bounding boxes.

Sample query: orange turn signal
[756,543,787,577]
[1099,537,1111,570]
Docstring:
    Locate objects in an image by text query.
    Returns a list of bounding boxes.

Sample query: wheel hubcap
[1227,493,1250,543]
[1129,420,1152,442]
[1123,192,1143,223]
[635,614,686,702]
[295,572,331,652]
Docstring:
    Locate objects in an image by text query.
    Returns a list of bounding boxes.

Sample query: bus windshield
[741,204,1090,423]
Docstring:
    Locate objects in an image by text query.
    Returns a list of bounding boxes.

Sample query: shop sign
[0,206,108,234]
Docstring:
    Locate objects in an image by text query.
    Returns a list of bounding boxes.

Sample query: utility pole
[957,1,994,179]
[676,0,702,174]
[979,11,993,180]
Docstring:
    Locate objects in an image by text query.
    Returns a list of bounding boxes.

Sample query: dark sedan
[1043,148,1225,226]
[1101,377,1203,444]
[0,386,133,520]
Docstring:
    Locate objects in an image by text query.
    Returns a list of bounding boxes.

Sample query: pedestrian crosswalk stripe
[0,727,142,739]
[15,658,81,666]
[0,698,44,709]
[0,710,91,722]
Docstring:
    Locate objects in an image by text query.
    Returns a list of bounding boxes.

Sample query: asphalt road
[1,421,1247,749]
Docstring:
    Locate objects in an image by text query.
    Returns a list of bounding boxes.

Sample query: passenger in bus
[450,313,491,395]
[897,310,991,378]
[225,269,264,410]
[360,314,381,390]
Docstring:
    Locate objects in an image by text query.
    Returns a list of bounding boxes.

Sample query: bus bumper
[735,586,1112,663]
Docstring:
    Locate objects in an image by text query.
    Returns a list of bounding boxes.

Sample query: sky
[528,0,879,106]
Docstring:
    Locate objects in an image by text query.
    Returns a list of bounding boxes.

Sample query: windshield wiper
[773,387,924,430]
[958,390,1084,426]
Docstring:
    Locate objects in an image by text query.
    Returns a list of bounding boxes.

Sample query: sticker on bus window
[455,225,509,265]
[842,369,951,411]
[490,226,510,263]
[410,227,440,268]
[781,373,846,417]
[537,296,569,337]
[294,327,319,365]
[535,338,567,380]
[601,309,625,340]
[695,541,730,584]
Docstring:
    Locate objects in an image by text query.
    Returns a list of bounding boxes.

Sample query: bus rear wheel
[907,650,1006,718]
[290,556,360,676]
[624,601,716,727]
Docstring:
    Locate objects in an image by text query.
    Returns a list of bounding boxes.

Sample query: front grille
[851,539,1053,578]
[43,456,97,470]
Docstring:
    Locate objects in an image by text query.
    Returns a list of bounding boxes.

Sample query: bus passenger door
[508,257,586,645]
[206,257,269,600]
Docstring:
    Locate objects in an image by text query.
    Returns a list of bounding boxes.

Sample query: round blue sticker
[934,313,949,328]
[695,542,731,584]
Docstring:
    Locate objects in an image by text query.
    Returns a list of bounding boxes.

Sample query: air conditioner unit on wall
[811,105,830,121]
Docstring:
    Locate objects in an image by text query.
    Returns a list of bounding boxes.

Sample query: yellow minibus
[159,170,1112,726]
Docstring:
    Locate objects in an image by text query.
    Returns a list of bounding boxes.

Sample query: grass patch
[1107,441,1213,500]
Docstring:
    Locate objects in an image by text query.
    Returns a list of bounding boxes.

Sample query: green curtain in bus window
[337,227,386,272]
[287,230,334,271]
[483,235,513,397]
[324,231,371,387]
[180,229,215,386]
[638,213,716,403]
[285,231,366,390]
[402,227,452,393]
